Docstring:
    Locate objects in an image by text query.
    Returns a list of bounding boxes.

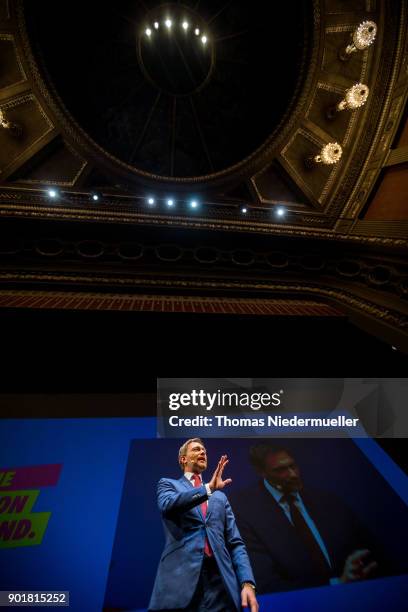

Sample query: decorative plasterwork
[0,0,404,246]
[306,82,361,149]
[1,190,408,247]
[0,93,54,178]
[0,33,27,89]
[341,1,407,219]
[281,127,344,205]
[15,140,88,187]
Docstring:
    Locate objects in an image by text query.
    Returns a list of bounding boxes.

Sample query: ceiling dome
[24,0,309,179]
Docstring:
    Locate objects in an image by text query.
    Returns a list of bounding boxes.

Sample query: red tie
[192,473,212,557]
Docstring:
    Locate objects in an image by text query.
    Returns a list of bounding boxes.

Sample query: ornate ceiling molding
[0,0,407,353]
[0,0,404,243]
[13,0,317,188]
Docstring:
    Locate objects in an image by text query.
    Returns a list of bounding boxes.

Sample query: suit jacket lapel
[178,476,204,521]
[179,475,192,490]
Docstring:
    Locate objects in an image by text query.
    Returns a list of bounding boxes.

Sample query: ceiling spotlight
[167,199,174,207]
[48,189,58,199]
[195,28,200,36]
[154,22,159,29]
[148,197,155,205]
[92,193,99,201]
[182,21,189,30]
[145,28,152,37]
[165,19,172,29]
[242,207,248,214]
[190,200,198,209]
[276,207,285,217]
[201,35,207,44]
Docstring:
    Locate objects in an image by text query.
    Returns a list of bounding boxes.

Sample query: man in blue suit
[231,444,379,594]
[149,438,258,611]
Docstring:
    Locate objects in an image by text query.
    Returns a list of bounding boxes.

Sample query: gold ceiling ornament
[0,108,22,137]
[327,83,369,119]
[306,142,343,168]
[339,20,377,61]
[0,109,10,129]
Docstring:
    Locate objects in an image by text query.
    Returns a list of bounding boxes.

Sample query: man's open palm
[209,455,232,492]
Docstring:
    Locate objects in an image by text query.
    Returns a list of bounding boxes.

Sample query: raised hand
[209,455,232,492]
[340,549,377,582]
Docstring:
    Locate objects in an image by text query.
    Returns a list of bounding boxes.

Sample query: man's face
[181,441,207,473]
[262,451,302,493]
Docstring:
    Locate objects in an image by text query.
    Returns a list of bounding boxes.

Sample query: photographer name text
[167,415,359,428]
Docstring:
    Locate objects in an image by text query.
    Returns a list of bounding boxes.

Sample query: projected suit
[232,445,379,594]
[149,439,257,611]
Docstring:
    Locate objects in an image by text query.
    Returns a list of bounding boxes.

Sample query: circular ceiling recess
[24,1,310,179]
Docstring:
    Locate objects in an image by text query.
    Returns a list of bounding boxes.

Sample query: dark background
[2,308,407,474]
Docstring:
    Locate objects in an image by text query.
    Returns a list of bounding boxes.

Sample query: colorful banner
[0,464,61,548]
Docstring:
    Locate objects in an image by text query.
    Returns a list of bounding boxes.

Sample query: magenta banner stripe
[0,464,62,490]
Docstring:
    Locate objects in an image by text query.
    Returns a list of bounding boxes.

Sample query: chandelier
[306,142,343,168]
[339,21,377,60]
[0,108,22,137]
[0,109,11,129]
[327,83,369,119]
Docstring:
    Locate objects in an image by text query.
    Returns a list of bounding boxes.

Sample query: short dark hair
[249,443,293,472]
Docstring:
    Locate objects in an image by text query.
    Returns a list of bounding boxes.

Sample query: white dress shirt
[184,472,212,501]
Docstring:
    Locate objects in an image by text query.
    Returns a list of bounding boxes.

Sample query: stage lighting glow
[165,19,172,29]
[145,28,152,37]
[195,28,200,36]
[167,199,174,207]
[48,189,57,198]
[276,207,285,217]
[148,197,155,205]
[201,35,207,44]
[242,207,247,214]
[154,22,159,29]
[182,21,189,30]
[92,194,99,201]
[191,200,198,208]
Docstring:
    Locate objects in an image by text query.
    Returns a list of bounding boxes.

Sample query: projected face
[263,451,302,493]
[180,441,207,473]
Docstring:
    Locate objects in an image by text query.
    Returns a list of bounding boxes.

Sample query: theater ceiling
[0,0,407,350]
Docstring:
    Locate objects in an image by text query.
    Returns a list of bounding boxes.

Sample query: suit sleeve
[224,499,256,587]
[157,478,208,517]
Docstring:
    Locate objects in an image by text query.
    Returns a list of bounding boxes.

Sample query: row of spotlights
[148,197,198,209]
[241,206,286,217]
[145,20,208,43]
[47,189,99,202]
[46,190,286,217]
[147,198,285,216]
